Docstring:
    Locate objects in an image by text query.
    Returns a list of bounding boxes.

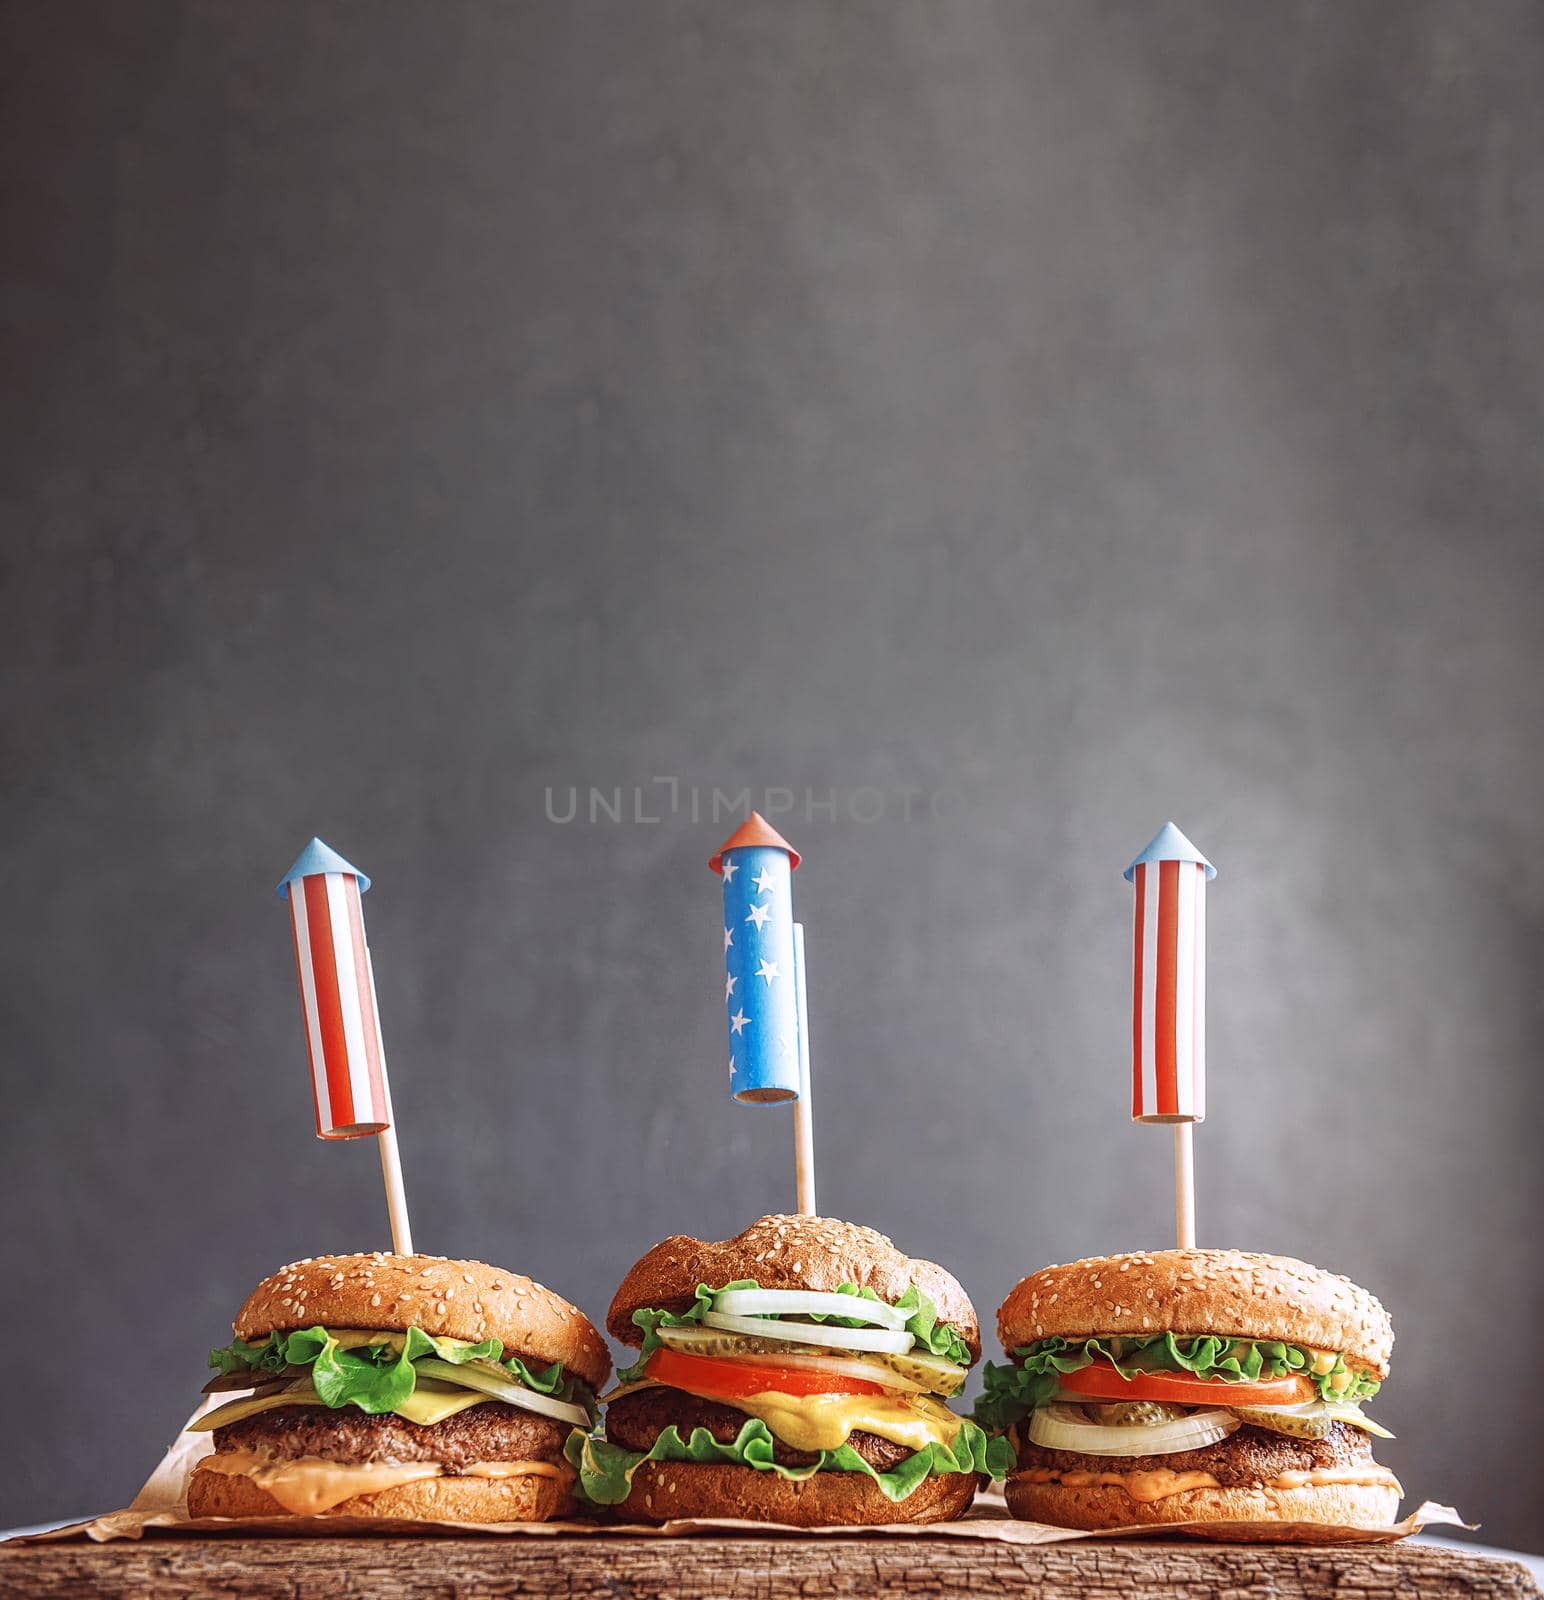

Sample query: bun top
[233,1253,612,1391]
[996,1249,1393,1377]
[606,1214,980,1362]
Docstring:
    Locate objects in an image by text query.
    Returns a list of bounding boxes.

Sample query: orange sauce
[195,1451,567,1516]
[1021,1463,1403,1503]
[1022,1467,1221,1502]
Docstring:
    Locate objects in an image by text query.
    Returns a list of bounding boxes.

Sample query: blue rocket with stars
[710,812,803,1103]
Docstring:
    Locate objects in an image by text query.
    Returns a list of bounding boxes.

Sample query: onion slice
[701,1310,912,1355]
[413,1358,592,1427]
[1028,1403,1238,1458]
[710,1288,908,1331]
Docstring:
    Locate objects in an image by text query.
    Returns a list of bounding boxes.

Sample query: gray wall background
[3,0,1541,1550]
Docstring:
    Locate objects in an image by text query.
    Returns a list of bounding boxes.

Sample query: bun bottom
[618,1461,976,1527]
[1004,1474,1400,1537]
[187,1464,572,1523]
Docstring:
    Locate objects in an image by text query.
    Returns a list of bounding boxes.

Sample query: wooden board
[0,1535,1537,1599]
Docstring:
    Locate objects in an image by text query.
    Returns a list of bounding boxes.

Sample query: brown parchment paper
[10,1407,1471,1547]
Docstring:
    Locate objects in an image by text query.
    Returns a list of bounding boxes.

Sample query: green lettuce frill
[974,1333,1381,1430]
[564,1415,1013,1505]
[208,1325,585,1415]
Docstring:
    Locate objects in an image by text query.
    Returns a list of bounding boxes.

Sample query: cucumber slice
[655,1324,786,1358]
[877,1348,969,1396]
[1080,1400,1192,1427]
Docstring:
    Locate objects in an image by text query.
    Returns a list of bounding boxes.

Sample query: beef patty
[1014,1419,1374,1487]
[213,1402,567,1469]
[605,1386,913,1472]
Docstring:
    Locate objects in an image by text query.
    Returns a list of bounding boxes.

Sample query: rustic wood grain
[0,1536,1536,1600]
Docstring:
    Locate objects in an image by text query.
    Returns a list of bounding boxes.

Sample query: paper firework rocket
[277,837,392,1138]
[1126,822,1214,1123]
[711,813,804,1103]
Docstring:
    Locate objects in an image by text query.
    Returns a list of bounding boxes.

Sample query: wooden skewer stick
[793,1101,816,1217]
[378,1124,414,1256]
[366,950,414,1256]
[1173,1123,1196,1249]
[792,923,816,1217]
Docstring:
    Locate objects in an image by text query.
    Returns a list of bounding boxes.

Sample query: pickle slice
[1233,1401,1394,1440]
[1231,1404,1337,1439]
[652,1324,966,1395]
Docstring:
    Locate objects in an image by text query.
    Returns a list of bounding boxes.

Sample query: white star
[725,972,738,1000]
[723,926,733,952]
[745,901,772,930]
[753,866,778,896]
[778,1030,795,1056]
[756,958,781,985]
[729,1008,750,1036]
[720,856,739,884]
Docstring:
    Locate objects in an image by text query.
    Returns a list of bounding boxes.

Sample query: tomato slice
[1057,1362,1316,1407]
[644,1348,887,1400]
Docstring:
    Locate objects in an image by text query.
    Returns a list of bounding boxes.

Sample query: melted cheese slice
[607,1379,962,1456]
[190,1385,490,1433]
[194,1450,568,1516]
[732,1390,962,1455]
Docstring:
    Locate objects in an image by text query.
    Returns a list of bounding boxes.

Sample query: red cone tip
[709,811,801,873]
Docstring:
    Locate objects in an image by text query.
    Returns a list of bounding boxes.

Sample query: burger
[978,1249,1400,1533]
[572,1214,1012,1526]
[187,1253,611,1522]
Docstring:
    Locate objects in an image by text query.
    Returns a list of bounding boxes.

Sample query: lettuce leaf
[887,1285,974,1367]
[619,1279,972,1383]
[621,1280,756,1380]
[564,1415,1013,1506]
[973,1334,1381,1430]
[207,1325,586,1414]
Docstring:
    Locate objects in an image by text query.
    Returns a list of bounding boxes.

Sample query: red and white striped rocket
[1125,823,1215,1124]
[277,838,392,1139]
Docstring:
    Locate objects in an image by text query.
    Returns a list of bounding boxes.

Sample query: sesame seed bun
[606,1215,981,1362]
[616,1459,976,1527]
[1002,1473,1401,1535]
[996,1250,1392,1378]
[233,1254,611,1392]
[186,1462,573,1523]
